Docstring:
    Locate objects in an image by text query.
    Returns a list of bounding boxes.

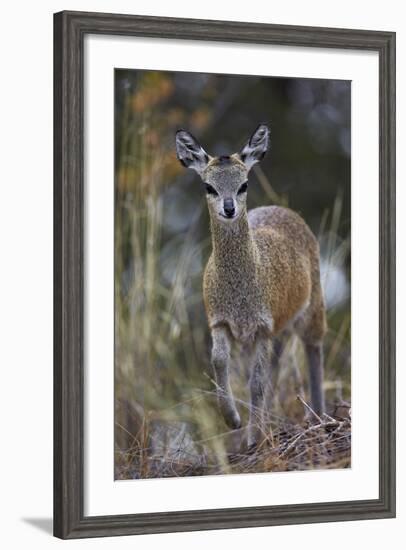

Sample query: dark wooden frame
[54,10,396,539]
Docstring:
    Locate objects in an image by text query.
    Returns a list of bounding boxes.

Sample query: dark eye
[237,182,248,195]
[205,184,218,196]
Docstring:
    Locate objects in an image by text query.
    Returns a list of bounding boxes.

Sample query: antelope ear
[239,124,270,171]
[175,129,210,176]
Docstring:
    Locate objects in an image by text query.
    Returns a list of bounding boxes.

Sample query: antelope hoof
[246,441,259,454]
[223,411,241,430]
[247,426,263,450]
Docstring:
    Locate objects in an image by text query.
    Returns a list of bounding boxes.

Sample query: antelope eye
[205,184,218,196]
[237,182,248,195]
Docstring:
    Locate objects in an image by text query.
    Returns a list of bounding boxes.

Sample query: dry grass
[115,392,351,479]
[114,94,351,481]
[114,198,351,480]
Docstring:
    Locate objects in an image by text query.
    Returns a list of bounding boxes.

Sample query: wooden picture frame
[54,10,396,539]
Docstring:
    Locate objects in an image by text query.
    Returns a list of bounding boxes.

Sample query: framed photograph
[54,10,396,539]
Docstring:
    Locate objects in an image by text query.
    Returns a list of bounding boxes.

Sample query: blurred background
[114,69,351,479]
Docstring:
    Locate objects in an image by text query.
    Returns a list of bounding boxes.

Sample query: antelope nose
[224,199,235,218]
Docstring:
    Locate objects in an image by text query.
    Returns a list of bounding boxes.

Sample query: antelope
[175,124,327,448]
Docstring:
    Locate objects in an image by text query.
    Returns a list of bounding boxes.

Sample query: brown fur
[204,205,327,346]
[175,125,327,444]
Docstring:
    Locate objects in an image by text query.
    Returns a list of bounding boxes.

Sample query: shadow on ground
[22,518,53,535]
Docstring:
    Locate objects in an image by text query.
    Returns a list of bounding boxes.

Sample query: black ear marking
[239,124,270,170]
[179,157,192,168]
[175,128,210,175]
[255,150,266,161]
